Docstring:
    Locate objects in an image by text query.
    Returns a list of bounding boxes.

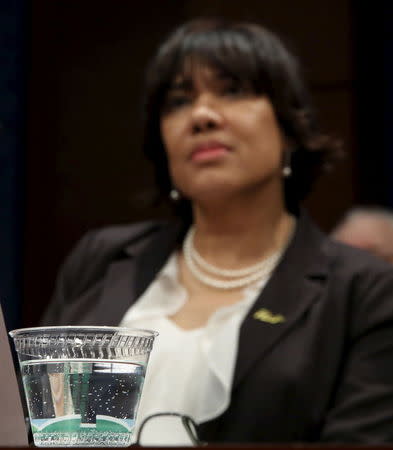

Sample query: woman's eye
[163,94,191,112]
[222,82,248,97]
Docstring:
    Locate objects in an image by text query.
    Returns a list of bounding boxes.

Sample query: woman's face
[160,65,287,204]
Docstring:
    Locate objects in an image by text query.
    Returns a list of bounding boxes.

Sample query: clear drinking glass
[9,326,158,448]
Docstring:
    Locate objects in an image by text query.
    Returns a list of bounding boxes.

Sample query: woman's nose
[190,98,223,134]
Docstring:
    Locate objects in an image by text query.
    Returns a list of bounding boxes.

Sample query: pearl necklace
[183,226,284,290]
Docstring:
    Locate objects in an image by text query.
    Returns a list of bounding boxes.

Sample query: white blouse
[119,252,272,446]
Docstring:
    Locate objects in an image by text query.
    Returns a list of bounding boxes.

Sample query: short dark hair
[141,18,342,222]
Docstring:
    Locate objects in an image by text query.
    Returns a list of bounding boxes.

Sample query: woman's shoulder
[80,220,170,254]
[48,220,179,312]
[322,235,393,320]
[296,213,393,311]
[324,233,393,278]
[59,220,176,283]
[298,211,393,278]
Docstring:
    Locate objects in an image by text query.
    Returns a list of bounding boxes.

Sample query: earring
[282,149,292,177]
[170,189,180,201]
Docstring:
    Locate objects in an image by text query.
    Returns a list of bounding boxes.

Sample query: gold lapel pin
[253,308,285,324]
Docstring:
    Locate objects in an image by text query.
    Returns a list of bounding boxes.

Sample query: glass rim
[9,325,159,339]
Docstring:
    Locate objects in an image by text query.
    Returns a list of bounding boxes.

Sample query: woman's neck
[190,195,295,270]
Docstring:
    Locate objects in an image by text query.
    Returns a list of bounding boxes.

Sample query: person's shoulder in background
[331,205,393,264]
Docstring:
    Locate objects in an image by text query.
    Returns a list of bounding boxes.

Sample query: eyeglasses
[134,412,207,446]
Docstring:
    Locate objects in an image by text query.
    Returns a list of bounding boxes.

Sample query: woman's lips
[190,143,231,162]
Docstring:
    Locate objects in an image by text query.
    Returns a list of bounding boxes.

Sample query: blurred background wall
[1,0,392,329]
[0,0,28,331]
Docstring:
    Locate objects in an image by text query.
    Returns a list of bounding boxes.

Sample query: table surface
[2,445,393,449]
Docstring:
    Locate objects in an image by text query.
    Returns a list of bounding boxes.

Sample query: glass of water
[9,326,158,447]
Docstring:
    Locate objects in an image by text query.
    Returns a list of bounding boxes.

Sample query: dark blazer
[41,213,393,443]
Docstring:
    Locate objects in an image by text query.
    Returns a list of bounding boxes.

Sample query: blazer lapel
[93,222,184,325]
[233,213,329,388]
[90,213,328,383]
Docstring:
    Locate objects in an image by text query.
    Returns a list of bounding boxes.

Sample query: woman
[41,19,393,444]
